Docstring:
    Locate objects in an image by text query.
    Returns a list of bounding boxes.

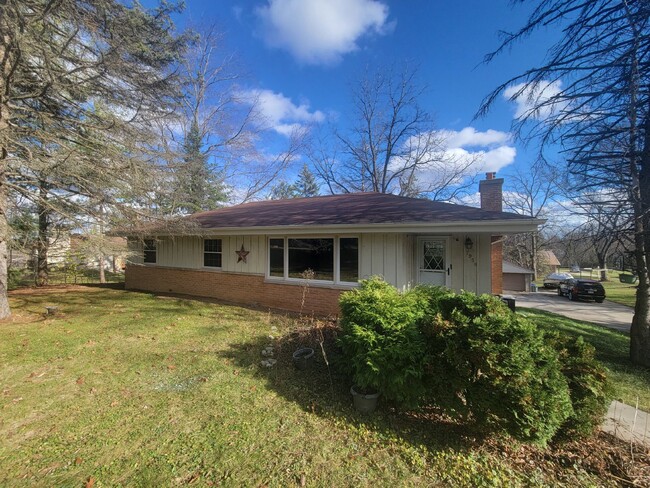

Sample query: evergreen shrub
[338,280,610,445]
[417,289,573,445]
[546,332,612,438]
[338,277,427,407]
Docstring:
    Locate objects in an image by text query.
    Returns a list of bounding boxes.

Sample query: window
[339,238,359,283]
[269,238,284,277]
[143,239,156,264]
[288,238,334,280]
[268,237,358,284]
[204,239,222,268]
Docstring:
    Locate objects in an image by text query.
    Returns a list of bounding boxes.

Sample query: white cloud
[239,88,325,135]
[440,127,516,173]
[385,127,515,197]
[255,0,391,65]
[504,80,566,120]
[442,127,510,148]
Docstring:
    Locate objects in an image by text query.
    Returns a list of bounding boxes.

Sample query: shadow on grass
[79,282,126,290]
[219,322,486,455]
[521,308,643,367]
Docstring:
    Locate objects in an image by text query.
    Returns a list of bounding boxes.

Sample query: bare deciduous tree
[312,65,478,200]
[502,163,560,279]
[480,0,650,365]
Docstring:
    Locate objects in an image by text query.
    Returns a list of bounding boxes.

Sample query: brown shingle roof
[189,192,532,229]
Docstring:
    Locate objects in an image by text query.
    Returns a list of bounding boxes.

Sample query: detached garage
[503,261,534,292]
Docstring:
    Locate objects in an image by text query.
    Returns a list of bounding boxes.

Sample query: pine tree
[176,118,227,213]
[294,164,319,197]
[0,0,185,317]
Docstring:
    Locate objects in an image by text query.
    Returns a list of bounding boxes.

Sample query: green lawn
[599,272,637,308]
[0,287,647,487]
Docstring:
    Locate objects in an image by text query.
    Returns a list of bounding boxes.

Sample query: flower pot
[292,347,315,370]
[350,385,380,413]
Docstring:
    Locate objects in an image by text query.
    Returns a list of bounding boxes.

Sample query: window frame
[266,235,359,286]
[143,239,157,264]
[203,238,223,269]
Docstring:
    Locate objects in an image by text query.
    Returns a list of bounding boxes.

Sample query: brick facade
[491,236,503,295]
[125,265,344,316]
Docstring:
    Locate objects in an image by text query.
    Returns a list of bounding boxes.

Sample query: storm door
[417,237,450,287]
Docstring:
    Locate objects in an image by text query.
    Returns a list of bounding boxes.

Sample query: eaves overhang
[123,218,545,238]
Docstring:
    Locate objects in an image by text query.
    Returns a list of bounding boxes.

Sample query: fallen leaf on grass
[167,364,176,371]
[76,377,85,385]
[75,457,82,465]
[86,476,95,488]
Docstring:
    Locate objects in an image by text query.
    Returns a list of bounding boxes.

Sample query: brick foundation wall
[125,265,344,316]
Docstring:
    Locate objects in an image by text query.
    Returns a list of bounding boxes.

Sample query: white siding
[450,234,464,292]
[359,233,413,290]
[127,238,143,265]
[157,237,201,268]
[222,235,265,274]
[129,231,495,295]
[477,234,492,294]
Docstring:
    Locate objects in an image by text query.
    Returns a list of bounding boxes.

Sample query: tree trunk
[36,181,49,287]
[597,253,608,281]
[0,33,11,318]
[98,255,106,283]
[531,233,538,280]
[631,111,650,367]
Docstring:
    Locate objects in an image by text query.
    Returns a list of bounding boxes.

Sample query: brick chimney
[479,172,504,294]
[479,172,503,212]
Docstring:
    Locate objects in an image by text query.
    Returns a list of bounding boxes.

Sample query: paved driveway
[511,290,633,333]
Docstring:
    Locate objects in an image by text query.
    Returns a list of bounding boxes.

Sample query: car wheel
[568,291,577,301]
[596,299,604,303]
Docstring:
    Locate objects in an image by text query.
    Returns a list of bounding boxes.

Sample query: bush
[546,332,612,438]
[338,282,609,446]
[417,289,573,445]
[338,277,427,407]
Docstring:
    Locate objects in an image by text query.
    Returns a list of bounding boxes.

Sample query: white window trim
[203,238,223,269]
[266,235,359,286]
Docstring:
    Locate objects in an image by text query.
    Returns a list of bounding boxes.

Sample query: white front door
[417,237,450,287]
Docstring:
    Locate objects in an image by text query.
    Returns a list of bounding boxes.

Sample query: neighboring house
[69,235,128,272]
[539,250,561,274]
[503,260,535,292]
[125,173,542,316]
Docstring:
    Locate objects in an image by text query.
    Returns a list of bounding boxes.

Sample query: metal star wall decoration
[236,244,250,263]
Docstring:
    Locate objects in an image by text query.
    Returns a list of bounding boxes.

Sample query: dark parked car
[557,278,606,303]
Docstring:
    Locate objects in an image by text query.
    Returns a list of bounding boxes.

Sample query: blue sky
[168,0,560,195]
